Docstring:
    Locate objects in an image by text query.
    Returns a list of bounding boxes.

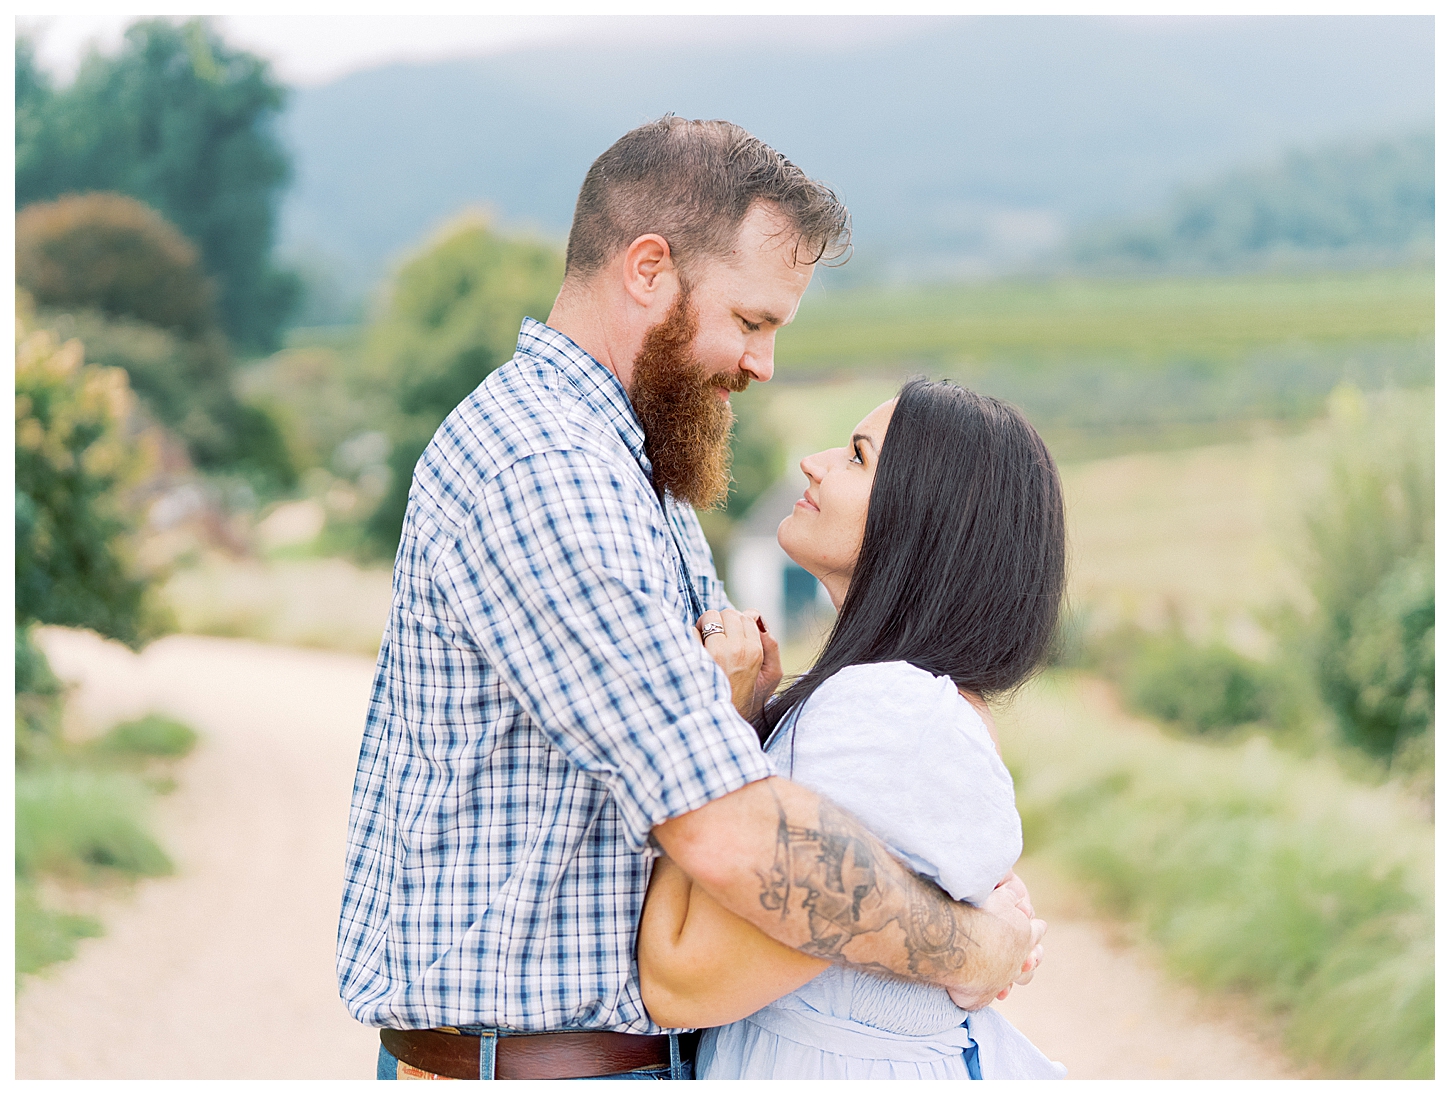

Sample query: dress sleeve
[771,661,1022,905]
[434,447,772,851]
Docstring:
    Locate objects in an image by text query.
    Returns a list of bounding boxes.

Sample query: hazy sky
[16,7,1284,87]
[18,9,952,85]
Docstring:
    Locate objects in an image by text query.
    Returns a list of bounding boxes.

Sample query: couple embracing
[337,116,1067,1081]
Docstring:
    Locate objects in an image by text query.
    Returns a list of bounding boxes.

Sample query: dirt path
[17,630,1305,1080]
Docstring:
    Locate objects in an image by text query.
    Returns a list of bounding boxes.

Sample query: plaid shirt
[337,318,772,1033]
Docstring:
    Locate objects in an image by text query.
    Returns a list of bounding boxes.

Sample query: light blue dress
[695,661,1066,1080]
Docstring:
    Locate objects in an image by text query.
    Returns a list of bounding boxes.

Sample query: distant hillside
[276,15,1432,317]
[1070,129,1433,271]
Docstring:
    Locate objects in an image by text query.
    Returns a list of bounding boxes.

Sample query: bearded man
[338,117,1043,1081]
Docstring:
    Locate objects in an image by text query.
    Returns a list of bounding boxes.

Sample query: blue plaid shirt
[337,318,773,1033]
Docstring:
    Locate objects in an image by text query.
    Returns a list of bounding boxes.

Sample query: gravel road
[17,629,1304,1080]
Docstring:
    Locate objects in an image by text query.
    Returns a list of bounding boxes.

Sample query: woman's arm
[637,854,828,1029]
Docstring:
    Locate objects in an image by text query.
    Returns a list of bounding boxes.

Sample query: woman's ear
[620,233,679,310]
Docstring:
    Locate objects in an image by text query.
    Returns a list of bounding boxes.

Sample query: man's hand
[697,609,780,720]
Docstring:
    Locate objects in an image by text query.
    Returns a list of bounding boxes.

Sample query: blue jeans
[376,1035,694,1080]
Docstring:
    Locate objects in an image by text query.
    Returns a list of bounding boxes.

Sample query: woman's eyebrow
[851,433,876,450]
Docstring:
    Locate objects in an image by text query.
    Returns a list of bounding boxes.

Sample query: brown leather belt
[380,1026,681,1080]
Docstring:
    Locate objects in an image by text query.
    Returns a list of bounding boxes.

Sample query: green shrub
[15,767,173,879]
[15,311,153,646]
[15,881,101,980]
[90,714,198,759]
[1304,387,1432,758]
[1124,631,1272,733]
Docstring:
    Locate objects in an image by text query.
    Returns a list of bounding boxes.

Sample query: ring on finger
[700,622,726,640]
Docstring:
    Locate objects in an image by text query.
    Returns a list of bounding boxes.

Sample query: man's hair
[563,115,851,281]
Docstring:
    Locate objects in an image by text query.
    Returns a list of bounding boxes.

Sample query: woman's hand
[945,870,1046,1009]
[697,609,781,720]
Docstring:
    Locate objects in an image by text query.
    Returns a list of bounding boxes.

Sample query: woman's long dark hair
[755,377,1066,743]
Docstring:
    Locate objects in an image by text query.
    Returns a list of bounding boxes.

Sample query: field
[778,268,1432,371]
[770,268,1432,462]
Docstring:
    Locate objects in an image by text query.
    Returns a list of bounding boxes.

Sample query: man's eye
[739,316,761,333]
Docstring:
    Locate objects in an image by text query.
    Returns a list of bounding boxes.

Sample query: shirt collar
[515,316,648,470]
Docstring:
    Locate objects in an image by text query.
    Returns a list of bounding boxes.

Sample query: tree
[362,216,565,553]
[15,19,299,352]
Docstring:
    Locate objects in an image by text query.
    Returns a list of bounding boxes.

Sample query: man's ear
[621,233,680,310]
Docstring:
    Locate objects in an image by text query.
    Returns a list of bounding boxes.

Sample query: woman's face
[776,398,896,608]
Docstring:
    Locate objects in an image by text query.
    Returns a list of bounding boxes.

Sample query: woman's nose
[799,450,826,481]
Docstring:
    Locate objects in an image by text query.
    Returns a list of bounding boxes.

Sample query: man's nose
[741,337,775,384]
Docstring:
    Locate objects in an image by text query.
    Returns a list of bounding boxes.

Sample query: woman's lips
[795,493,819,513]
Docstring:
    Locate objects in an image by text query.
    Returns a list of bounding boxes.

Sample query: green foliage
[1303,388,1433,759]
[1123,632,1273,734]
[1072,129,1433,270]
[362,217,564,554]
[15,315,151,646]
[15,882,102,981]
[15,766,173,879]
[89,714,199,759]
[1006,675,1433,1079]
[15,20,299,351]
[17,192,218,338]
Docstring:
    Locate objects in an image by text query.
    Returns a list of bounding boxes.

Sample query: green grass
[15,767,174,879]
[15,712,198,982]
[1001,673,1433,1079]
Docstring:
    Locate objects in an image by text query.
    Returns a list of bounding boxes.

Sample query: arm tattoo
[755,787,975,978]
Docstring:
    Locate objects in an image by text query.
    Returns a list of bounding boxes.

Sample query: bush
[15,310,153,646]
[17,192,218,338]
[15,882,101,980]
[1304,387,1432,759]
[1124,631,1273,734]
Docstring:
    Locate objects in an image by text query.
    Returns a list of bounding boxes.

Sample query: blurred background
[13,13,1432,1081]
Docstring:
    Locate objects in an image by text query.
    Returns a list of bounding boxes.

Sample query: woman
[636,378,1068,1079]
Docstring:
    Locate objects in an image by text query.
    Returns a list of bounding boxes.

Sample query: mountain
[1069,129,1434,271]
[275,15,1432,314]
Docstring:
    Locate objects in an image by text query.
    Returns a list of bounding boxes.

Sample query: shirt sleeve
[771,661,1022,904]
[433,447,772,851]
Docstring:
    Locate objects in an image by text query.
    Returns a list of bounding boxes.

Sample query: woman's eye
[850,444,864,465]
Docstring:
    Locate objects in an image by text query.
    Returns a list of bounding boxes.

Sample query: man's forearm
[652,776,1027,995]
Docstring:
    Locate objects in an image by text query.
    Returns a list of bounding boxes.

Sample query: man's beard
[628,290,749,510]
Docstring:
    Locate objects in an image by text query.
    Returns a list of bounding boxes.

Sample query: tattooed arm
[650,775,1039,1006]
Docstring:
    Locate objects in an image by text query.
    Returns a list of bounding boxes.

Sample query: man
[338,116,1043,1081]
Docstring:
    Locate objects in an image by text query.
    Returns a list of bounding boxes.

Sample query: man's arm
[652,775,1038,1005]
